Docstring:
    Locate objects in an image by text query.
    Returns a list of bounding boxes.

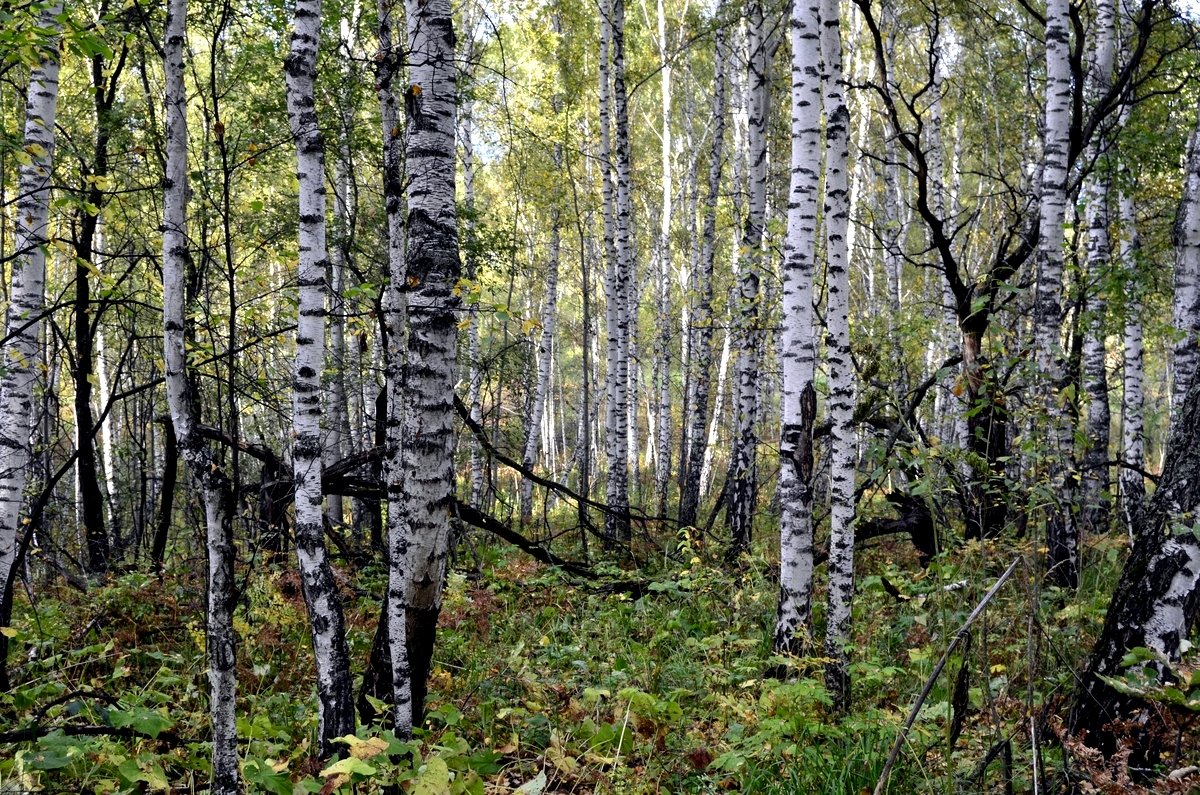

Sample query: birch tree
[1173,109,1200,414]
[1119,187,1145,535]
[1079,0,1117,535]
[1034,0,1078,588]
[600,0,630,542]
[0,3,61,694]
[820,0,857,710]
[161,0,241,787]
[774,0,821,653]
[679,20,727,530]
[389,0,460,734]
[726,0,769,560]
[284,0,355,753]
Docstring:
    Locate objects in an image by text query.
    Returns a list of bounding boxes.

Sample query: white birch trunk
[653,0,673,514]
[284,0,355,752]
[600,0,630,541]
[820,0,858,709]
[679,21,727,529]
[160,0,241,788]
[520,220,560,525]
[376,0,412,732]
[1035,0,1078,587]
[726,0,769,559]
[390,0,459,734]
[1119,187,1145,537]
[1080,0,1117,534]
[459,99,485,508]
[613,0,639,502]
[774,0,822,653]
[1172,109,1200,415]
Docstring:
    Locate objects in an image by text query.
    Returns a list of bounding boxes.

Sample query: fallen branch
[0,723,183,745]
[873,557,1021,795]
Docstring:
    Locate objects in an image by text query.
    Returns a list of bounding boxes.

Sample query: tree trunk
[726,0,769,561]
[1119,187,1145,536]
[679,19,727,530]
[774,0,822,653]
[1172,107,1200,414]
[821,0,858,711]
[1070,379,1200,764]
[519,220,560,526]
[389,0,459,735]
[1035,0,1078,588]
[600,0,630,542]
[161,1,241,788]
[284,0,356,754]
[0,5,61,694]
[1079,0,1117,536]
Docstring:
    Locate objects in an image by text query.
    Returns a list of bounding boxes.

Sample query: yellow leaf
[0,627,18,638]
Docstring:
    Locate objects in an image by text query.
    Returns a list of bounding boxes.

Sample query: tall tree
[1172,108,1200,413]
[389,0,460,735]
[1118,186,1145,536]
[600,0,630,542]
[726,0,769,560]
[821,0,857,711]
[774,0,821,653]
[0,3,62,693]
[284,0,355,754]
[1035,0,1078,588]
[1079,0,1117,535]
[161,0,241,787]
[679,19,727,530]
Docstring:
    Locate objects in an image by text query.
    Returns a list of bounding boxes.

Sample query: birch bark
[0,3,60,694]
[161,0,241,787]
[1035,0,1079,587]
[774,0,822,653]
[600,0,630,541]
[391,0,459,734]
[1080,0,1117,534]
[820,0,858,710]
[284,0,355,753]
[679,21,727,529]
[726,0,769,560]
[1119,188,1145,536]
[1172,108,1200,415]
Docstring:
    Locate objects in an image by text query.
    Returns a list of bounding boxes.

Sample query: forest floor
[3,521,1199,793]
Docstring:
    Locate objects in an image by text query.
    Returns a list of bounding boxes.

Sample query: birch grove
[2,0,1200,789]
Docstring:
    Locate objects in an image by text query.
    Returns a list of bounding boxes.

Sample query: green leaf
[412,755,451,795]
[106,705,173,739]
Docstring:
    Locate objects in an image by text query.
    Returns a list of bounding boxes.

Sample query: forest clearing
[2,0,1200,791]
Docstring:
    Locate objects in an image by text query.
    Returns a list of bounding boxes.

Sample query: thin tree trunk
[1119,187,1145,536]
[600,0,630,542]
[0,5,61,694]
[774,0,822,653]
[161,0,241,787]
[519,221,560,525]
[821,0,858,711]
[652,0,673,515]
[1035,0,1079,588]
[679,19,727,529]
[284,0,355,753]
[726,0,769,561]
[1080,0,1117,535]
[1172,106,1200,414]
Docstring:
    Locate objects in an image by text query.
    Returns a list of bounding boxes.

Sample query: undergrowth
[1,526,1194,793]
